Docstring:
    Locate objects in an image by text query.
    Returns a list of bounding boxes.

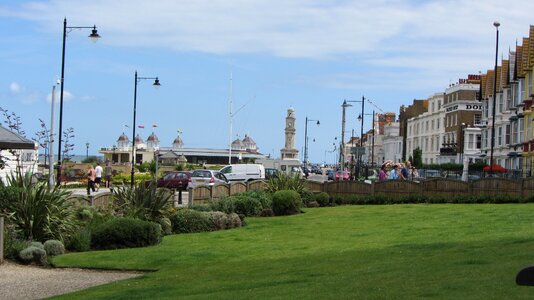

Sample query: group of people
[87,161,113,195]
[378,160,419,181]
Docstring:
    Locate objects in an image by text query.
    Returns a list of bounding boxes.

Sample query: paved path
[0,261,142,300]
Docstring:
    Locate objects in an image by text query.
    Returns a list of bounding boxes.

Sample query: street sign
[351,147,366,155]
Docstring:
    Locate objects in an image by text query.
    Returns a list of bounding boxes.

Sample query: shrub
[170,209,215,234]
[209,198,235,214]
[266,173,305,194]
[30,241,44,249]
[315,192,330,207]
[209,211,228,230]
[159,217,172,235]
[91,218,161,250]
[66,228,91,252]
[0,172,78,242]
[259,208,274,217]
[227,213,242,229]
[43,240,65,256]
[233,196,263,216]
[19,246,47,265]
[6,239,31,260]
[272,190,302,216]
[301,190,316,207]
[112,184,173,223]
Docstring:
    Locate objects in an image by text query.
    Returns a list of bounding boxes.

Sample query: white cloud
[46,90,73,103]
[9,82,21,93]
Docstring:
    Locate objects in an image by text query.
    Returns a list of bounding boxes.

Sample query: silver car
[190,170,229,187]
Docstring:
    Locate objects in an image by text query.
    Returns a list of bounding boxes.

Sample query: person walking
[87,165,96,195]
[378,165,387,182]
[401,161,412,180]
[105,160,112,188]
[388,165,400,180]
[94,162,103,192]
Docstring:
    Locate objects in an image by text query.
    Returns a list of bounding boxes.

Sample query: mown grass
[52,204,534,299]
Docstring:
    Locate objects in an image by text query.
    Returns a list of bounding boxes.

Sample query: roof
[147,133,159,142]
[117,133,129,142]
[158,147,265,159]
[0,126,36,150]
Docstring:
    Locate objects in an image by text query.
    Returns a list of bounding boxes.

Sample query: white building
[0,126,38,184]
[406,93,445,164]
[383,121,403,163]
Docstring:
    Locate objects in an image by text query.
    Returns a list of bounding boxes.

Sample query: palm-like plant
[265,172,305,194]
[111,183,173,222]
[0,171,77,242]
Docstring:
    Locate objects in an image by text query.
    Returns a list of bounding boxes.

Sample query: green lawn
[52,204,534,299]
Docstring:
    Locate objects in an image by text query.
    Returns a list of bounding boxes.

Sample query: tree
[412,147,422,168]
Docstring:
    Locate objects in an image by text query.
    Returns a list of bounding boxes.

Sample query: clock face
[288,122,293,127]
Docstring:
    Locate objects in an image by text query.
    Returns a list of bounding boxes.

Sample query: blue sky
[1,0,533,163]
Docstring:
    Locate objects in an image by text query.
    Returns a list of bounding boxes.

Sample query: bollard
[0,216,4,264]
[178,182,183,205]
[188,187,193,208]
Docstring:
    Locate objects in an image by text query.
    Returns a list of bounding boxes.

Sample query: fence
[189,178,534,203]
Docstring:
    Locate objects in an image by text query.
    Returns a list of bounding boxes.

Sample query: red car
[153,171,191,190]
[335,171,350,181]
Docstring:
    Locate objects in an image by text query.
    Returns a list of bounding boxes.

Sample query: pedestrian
[105,160,112,188]
[87,165,96,195]
[401,161,411,180]
[378,165,387,182]
[411,166,419,179]
[388,164,400,180]
[94,162,103,192]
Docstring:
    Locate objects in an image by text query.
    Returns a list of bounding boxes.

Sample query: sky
[1,0,533,164]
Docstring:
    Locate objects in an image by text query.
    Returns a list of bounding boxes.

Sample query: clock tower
[281,107,299,160]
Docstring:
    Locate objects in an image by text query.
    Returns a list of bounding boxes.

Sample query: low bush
[30,241,44,249]
[233,196,263,216]
[19,246,47,265]
[301,190,316,207]
[91,218,161,250]
[5,239,31,261]
[209,211,228,230]
[66,228,91,252]
[272,190,302,216]
[227,213,242,229]
[44,240,65,256]
[170,209,214,234]
[260,208,274,217]
[315,192,330,207]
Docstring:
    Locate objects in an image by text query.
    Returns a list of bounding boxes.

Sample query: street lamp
[489,21,500,176]
[304,117,320,165]
[56,18,101,185]
[131,71,161,188]
[358,110,375,179]
[341,97,365,174]
[85,142,89,159]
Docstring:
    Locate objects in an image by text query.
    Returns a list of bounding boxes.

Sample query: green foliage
[301,190,316,206]
[170,209,214,234]
[266,172,305,194]
[112,173,152,185]
[0,171,78,242]
[112,183,173,224]
[470,160,488,172]
[412,147,422,168]
[315,192,330,207]
[66,228,91,252]
[81,156,99,164]
[210,191,272,216]
[227,213,242,228]
[19,246,47,265]
[91,218,161,250]
[30,241,44,249]
[44,239,65,256]
[272,190,302,216]
[209,211,228,230]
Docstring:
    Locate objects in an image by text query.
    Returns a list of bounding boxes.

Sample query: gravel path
[0,261,143,299]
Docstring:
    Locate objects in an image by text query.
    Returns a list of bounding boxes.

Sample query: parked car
[302,166,310,177]
[335,171,350,181]
[219,164,265,182]
[190,170,229,187]
[151,171,191,190]
[265,168,279,179]
[326,169,335,181]
[311,165,321,174]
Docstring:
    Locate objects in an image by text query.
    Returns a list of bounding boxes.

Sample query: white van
[219,164,265,182]
[256,158,304,177]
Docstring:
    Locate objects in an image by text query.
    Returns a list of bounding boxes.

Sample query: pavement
[68,187,190,207]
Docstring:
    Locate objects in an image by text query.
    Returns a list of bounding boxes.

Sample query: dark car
[326,169,335,181]
[154,171,191,190]
[265,168,279,179]
[311,165,321,174]
[302,166,310,178]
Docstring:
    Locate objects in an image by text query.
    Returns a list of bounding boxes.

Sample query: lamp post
[341,97,365,174]
[358,110,374,178]
[85,142,89,159]
[131,71,161,188]
[56,18,101,185]
[490,21,500,176]
[304,117,320,165]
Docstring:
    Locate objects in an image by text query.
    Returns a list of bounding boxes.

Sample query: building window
[474,114,481,126]
[498,93,504,113]
[476,134,481,149]
[506,89,512,110]
[438,100,442,109]
[512,121,518,144]
[505,124,511,145]
[431,120,434,131]
[468,134,474,150]
[498,126,502,146]
[519,118,524,143]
